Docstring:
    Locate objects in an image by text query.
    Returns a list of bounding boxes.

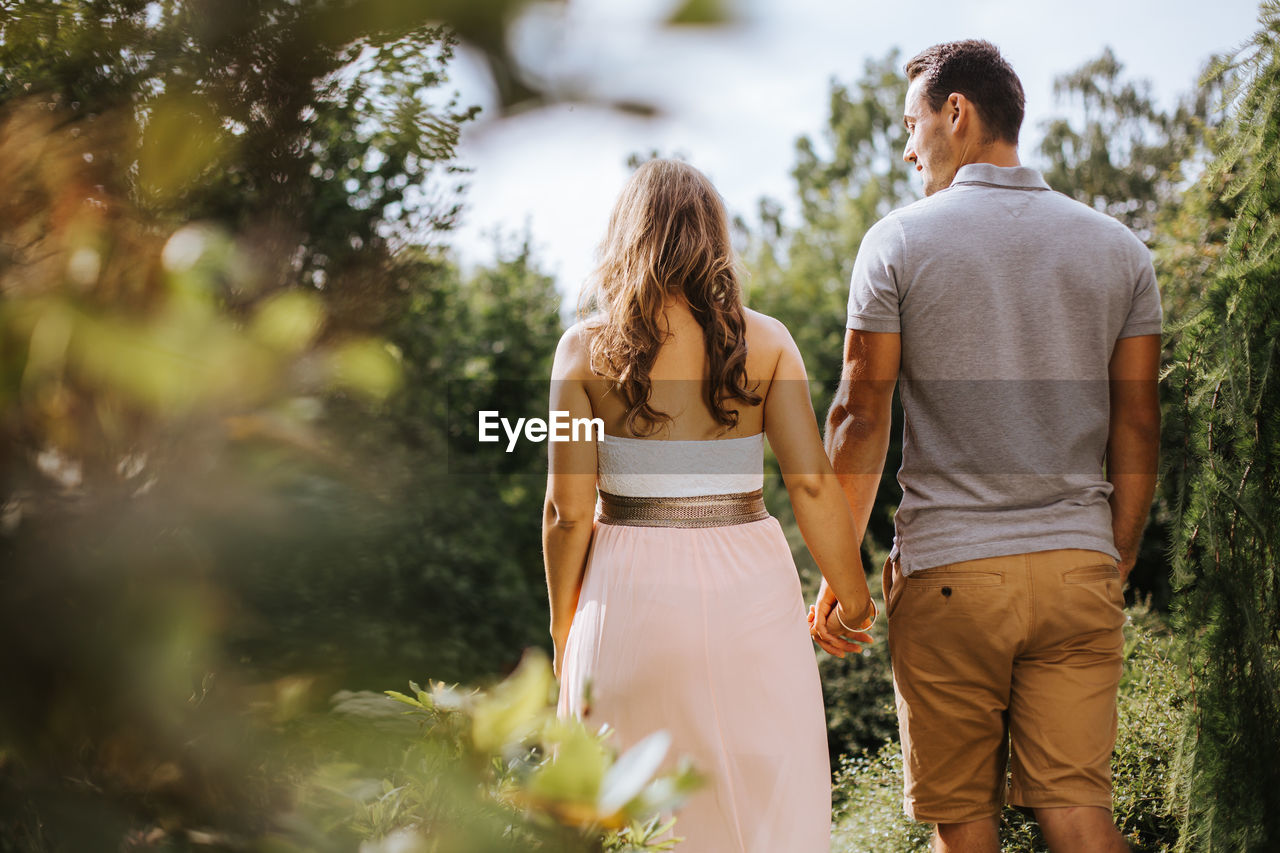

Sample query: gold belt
[597,489,769,529]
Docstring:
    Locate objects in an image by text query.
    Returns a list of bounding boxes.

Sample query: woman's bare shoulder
[552,321,595,380]
[743,307,797,356]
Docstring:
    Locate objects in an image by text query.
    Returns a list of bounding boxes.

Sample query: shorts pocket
[1061,563,1125,612]
[1063,564,1121,584]
[882,557,900,618]
[905,570,1002,589]
[893,569,1004,624]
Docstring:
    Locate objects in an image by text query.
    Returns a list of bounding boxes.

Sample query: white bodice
[596,432,765,498]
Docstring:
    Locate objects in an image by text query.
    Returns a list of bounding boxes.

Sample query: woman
[544,159,874,851]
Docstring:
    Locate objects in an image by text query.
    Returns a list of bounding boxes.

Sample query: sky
[443,0,1264,306]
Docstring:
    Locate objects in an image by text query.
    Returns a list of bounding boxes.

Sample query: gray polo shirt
[846,163,1162,574]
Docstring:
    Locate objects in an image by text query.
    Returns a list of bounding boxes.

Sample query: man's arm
[1106,333,1161,582]
[825,329,900,539]
[810,329,899,646]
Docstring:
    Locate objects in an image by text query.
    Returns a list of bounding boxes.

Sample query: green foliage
[743,50,915,394]
[0,0,480,517]
[831,744,933,853]
[666,0,735,26]
[1166,5,1280,850]
[1038,48,1224,242]
[811,539,897,763]
[281,650,702,852]
[3,0,1275,846]
[1111,612,1184,848]
[213,242,564,689]
[1030,49,1236,610]
[0,1,479,292]
[831,607,1183,852]
[0,4,567,846]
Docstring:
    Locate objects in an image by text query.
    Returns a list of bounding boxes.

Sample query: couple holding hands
[543,39,1161,852]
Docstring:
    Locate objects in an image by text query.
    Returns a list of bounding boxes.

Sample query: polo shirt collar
[950,163,1051,191]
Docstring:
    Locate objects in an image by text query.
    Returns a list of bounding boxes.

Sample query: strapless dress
[557,433,831,852]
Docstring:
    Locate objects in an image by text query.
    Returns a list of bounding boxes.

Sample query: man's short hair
[905,40,1025,145]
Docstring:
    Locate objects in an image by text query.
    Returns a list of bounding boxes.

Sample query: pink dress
[557,433,831,851]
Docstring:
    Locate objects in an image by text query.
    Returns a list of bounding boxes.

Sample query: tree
[1167,4,1280,849]
[0,2,554,844]
[743,50,915,391]
[1038,48,1217,242]
[0,2,740,847]
[1035,49,1235,608]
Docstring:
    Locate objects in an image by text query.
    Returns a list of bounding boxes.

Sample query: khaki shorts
[884,549,1126,824]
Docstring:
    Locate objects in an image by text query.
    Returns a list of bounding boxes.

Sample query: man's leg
[934,816,1000,853]
[1008,551,1129,853]
[885,557,1023,838]
[1034,806,1128,853]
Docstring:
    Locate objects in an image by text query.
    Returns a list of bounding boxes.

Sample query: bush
[286,650,704,853]
[831,604,1182,852]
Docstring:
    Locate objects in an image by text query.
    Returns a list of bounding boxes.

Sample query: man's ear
[948,92,970,134]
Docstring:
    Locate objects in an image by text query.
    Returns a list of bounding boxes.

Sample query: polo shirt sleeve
[847,215,905,333]
[1118,248,1163,339]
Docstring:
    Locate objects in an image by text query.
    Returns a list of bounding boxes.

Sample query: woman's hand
[808,578,874,657]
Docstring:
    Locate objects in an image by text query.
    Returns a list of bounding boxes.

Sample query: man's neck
[958,141,1021,169]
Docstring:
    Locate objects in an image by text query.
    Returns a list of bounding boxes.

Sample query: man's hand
[808,578,874,657]
[1117,555,1136,586]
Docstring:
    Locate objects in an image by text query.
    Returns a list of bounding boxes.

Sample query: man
[811,40,1161,853]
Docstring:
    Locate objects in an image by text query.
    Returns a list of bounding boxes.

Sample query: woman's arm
[762,324,874,649]
[543,327,599,676]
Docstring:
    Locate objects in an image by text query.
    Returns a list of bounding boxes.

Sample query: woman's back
[558,307,833,853]
[581,301,785,441]
[546,158,871,852]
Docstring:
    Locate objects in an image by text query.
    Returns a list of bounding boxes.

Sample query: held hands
[808,578,875,658]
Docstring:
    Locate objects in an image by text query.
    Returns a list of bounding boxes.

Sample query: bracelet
[835,597,878,633]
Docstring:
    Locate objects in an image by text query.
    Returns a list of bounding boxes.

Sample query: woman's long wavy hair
[580,159,761,436]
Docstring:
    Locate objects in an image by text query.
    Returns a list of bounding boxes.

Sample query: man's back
[846,163,1162,573]
[819,42,1161,850]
